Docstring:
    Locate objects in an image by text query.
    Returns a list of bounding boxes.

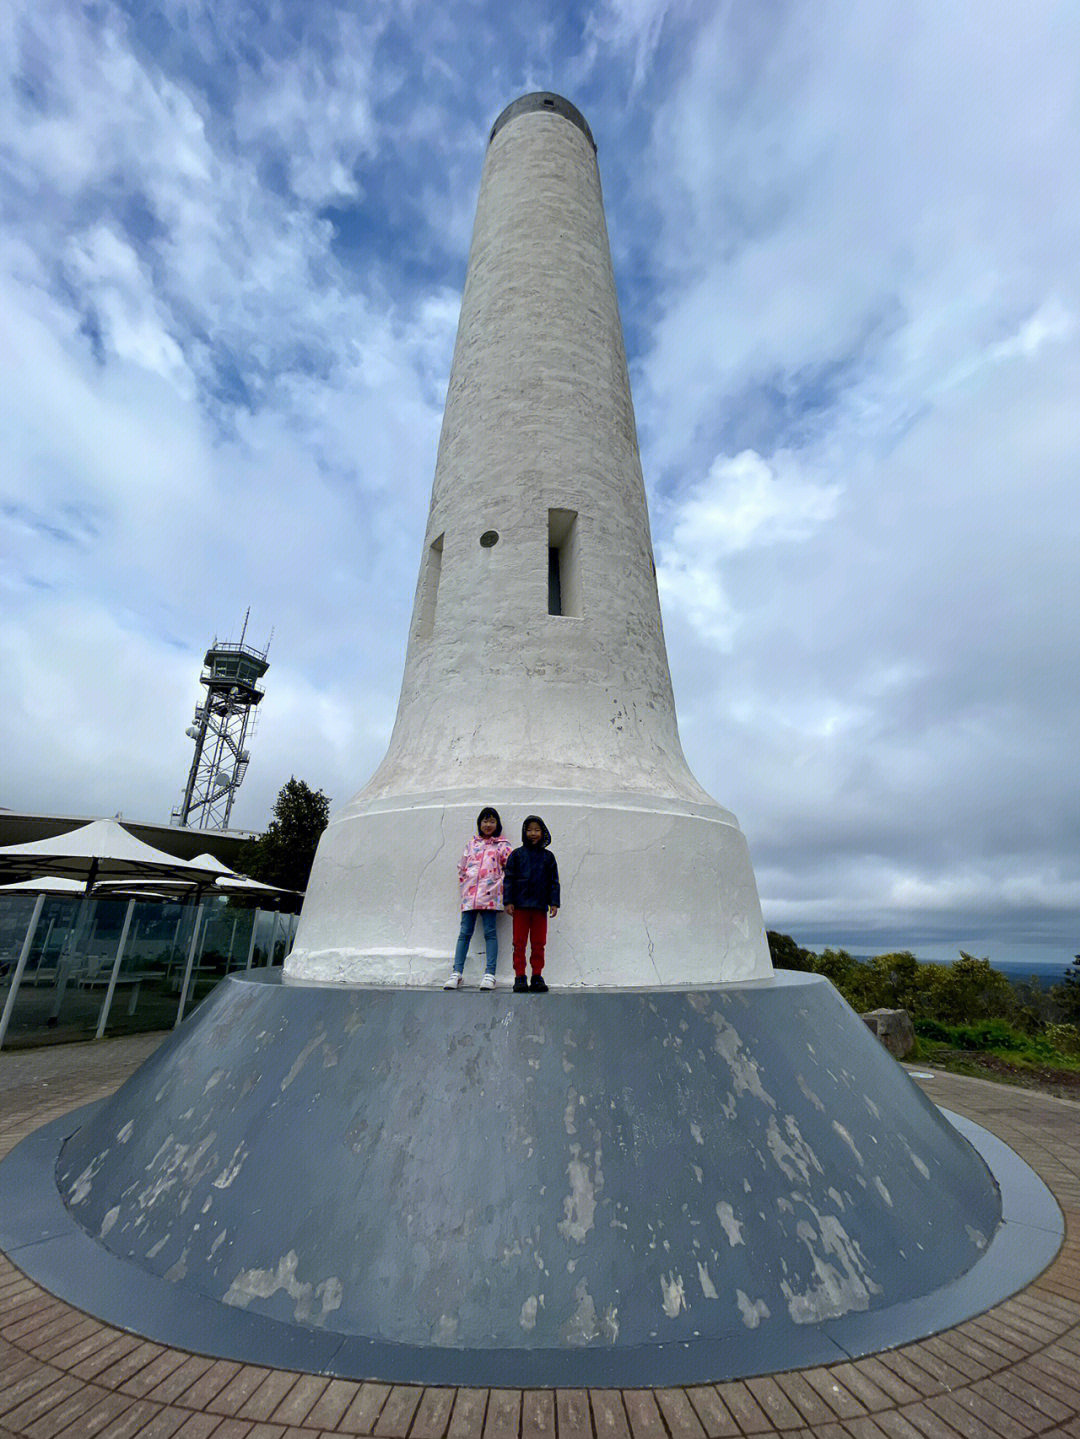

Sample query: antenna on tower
[172,615,270,831]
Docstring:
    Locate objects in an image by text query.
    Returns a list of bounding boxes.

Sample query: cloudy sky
[2,1,1077,966]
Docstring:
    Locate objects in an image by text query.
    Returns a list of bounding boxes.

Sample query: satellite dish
[185,726,198,739]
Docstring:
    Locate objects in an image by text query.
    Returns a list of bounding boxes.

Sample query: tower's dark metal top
[489,92,596,151]
[201,640,269,704]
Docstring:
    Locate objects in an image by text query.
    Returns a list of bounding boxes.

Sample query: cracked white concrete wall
[287,96,771,988]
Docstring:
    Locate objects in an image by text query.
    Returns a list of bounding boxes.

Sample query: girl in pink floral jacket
[444,807,512,990]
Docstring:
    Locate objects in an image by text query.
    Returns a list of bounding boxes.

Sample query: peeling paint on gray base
[0,971,1062,1386]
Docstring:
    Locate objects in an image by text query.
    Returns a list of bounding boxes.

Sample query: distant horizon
[767,931,1076,974]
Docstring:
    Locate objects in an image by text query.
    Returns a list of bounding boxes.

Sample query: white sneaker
[480,973,496,991]
[443,970,463,990]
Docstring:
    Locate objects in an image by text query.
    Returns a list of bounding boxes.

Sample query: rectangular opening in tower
[548,509,580,616]
[417,533,444,639]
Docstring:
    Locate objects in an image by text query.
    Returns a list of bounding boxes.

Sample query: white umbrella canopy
[0,822,230,1048]
[0,876,88,895]
[92,854,294,898]
[0,825,299,1048]
[93,873,297,901]
[113,877,296,898]
[181,855,299,898]
[91,884,191,903]
[189,852,240,878]
[215,873,298,897]
[0,818,224,887]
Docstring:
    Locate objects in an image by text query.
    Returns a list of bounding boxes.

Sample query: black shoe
[529,974,549,993]
[513,975,528,992]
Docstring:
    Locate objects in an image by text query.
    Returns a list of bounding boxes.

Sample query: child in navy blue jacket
[502,814,560,992]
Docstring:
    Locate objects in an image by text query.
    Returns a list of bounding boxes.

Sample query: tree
[814,948,874,1008]
[766,932,815,971]
[765,933,874,1009]
[1010,974,1056,1032]
[1052,954,1080,1023]
[922,952,1016,1026]
[242,777,331,893]
[864,951,922,1011]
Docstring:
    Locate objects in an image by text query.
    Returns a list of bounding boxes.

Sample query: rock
[862,1008,915,1059]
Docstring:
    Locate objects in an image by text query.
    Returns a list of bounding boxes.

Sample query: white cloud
[231,10,386,204]
[656,449,839,647]
[0,181,448,831]
[999,300,1074,361]
[65,224,192,389]
[635,3,1080,475]
[582,0,677,90]
[668,449,839,556]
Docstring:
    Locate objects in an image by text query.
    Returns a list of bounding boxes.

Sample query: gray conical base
[19,971,1046,1383]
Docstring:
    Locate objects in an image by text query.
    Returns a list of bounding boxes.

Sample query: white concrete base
[285,789,771,988]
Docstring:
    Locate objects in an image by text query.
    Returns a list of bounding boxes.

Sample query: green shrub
[1044,1022,1080,1056]
[917,954,1017,1025]
[914,1018,952,1043]
[950,1019,1026,1052]
[914,1017,1027,1053]
[768,935,1052,1043]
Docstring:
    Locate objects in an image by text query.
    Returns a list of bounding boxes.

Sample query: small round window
[479,530,499,548]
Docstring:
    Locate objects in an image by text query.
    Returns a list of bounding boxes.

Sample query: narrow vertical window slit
[548,509,580,616]
[417,532,444,639]
[548,546,562,616]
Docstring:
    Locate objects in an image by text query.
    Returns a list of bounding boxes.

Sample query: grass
[910,1019,1080,1098]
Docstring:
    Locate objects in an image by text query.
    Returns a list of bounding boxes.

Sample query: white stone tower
[287,93,771,987]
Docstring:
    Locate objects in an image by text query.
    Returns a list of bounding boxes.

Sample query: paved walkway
[1,1036,1078,1439]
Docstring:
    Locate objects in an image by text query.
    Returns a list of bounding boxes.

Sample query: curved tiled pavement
[1,1034,1078,1439]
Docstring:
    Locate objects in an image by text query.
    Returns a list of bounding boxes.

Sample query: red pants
[512,909,547,975]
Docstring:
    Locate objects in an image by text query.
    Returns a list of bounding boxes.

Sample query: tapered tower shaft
[287,94,771,987]
[368,94,700,804]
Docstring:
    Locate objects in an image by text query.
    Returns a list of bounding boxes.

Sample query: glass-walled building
[0,892,297,1049]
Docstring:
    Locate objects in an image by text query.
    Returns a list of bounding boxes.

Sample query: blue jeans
[454,909,498,975]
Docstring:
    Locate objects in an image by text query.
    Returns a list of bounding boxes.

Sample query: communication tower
[172,611,270,830]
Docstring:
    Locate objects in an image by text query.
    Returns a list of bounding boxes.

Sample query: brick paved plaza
[1,1035,1078,1439]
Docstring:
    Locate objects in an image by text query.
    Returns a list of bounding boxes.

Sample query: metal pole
[95,898,137,1040]
[167,909,185,988]
[84,911,100,974]
[175,901,205,1027]
[225,912,239,970]
[0,893,47,1050]
[220,701,253,830]
[50,895,97,1023]
[178,688,213,827]
[244,909,260,970]
[45,856,102,1026]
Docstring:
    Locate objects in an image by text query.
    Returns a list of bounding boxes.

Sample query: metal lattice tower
[172,611,270,830]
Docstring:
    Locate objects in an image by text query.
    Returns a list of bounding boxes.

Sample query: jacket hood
[521,814,552,847]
